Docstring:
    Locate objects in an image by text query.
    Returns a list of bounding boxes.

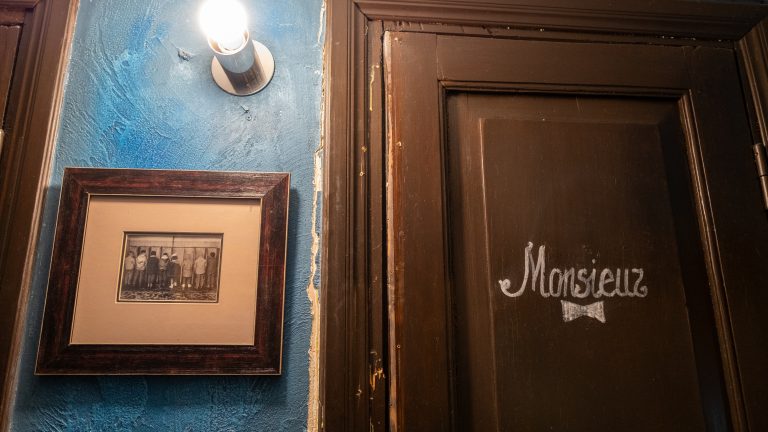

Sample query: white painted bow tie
[561,300,606,323]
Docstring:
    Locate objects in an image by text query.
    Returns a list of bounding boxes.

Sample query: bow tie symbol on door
[561,300,606,323]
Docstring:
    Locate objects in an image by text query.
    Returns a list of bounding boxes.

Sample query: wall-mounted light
[199,0,274,96]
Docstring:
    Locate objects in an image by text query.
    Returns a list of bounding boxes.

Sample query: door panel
[386,31,768,431]
[0,25,21,124]
[448,94,724,431]
[436,35,689,88]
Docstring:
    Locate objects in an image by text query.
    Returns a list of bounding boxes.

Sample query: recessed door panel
[0,25,21,121]
[447,94,721,431]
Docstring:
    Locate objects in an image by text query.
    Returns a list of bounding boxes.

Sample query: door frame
[320,1,768,431]
[0,0,77,427]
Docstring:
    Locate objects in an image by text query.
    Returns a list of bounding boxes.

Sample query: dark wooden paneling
[356,0,764,40]
[737,20,768,431]
[0,25,20,121]
[322,1,768,431]
[740,20,768,146]
[0,1,38,8]
[383,20,739,50]
[386,31,453,431]
[320,1,388,431]
[444,92,499,432]
[0,8,24,25]
[366,19,388,432]
[687,44,768,432]
[437,35,691,88]
[0,0,76,426]
[447,94,729,431]
[385,29,766,431]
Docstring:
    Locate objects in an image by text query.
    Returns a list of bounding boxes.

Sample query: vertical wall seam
[307,2,327,431]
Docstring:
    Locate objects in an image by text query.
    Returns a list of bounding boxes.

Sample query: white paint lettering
[498,243,649,302]
[574,269,590,298]
[632,268,648,298]
[597,268,615,297]
[548,269,563,297]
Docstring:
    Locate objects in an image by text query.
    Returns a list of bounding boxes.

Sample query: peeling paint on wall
[9,0,324,431]
[306,3,326,430]
[306,148,322,432]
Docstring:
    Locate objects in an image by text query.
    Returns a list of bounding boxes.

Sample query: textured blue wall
[10,0,324,430]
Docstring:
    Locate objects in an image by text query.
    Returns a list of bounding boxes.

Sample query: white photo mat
[70,195,261,345]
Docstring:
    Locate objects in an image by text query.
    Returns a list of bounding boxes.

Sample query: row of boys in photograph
[122,250,219,291]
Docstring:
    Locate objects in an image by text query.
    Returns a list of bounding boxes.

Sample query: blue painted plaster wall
[10,0,324,430]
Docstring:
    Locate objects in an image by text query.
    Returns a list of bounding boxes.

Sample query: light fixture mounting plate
[211,40,275,96]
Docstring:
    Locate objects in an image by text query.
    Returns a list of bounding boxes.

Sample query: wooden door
[0,13,22,153]
[386,32,768,431]
[0,0,75,425]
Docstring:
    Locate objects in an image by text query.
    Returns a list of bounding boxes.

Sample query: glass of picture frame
[36,168,289,375]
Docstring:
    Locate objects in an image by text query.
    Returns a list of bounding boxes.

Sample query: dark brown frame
[35,168,290,375]
[320,1,768,431]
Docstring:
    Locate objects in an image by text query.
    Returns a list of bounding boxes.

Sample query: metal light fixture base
[211,40,274,96]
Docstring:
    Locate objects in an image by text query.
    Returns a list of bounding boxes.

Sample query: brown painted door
[386,32,768,431]
[0,23,21,152]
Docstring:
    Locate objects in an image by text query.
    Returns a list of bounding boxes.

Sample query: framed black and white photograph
[35,168,290,375]
[118,233,223,303]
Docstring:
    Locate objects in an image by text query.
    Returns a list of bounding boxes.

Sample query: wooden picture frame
[36,168,289,375]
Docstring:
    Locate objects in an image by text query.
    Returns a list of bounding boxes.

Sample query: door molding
[0,0,77,427]
[357,0,763,39]
[321,1,767,431]
[740,20,768,147]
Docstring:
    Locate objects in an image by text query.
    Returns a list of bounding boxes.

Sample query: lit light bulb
[199,0,248,52]
[199,0,274,95]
